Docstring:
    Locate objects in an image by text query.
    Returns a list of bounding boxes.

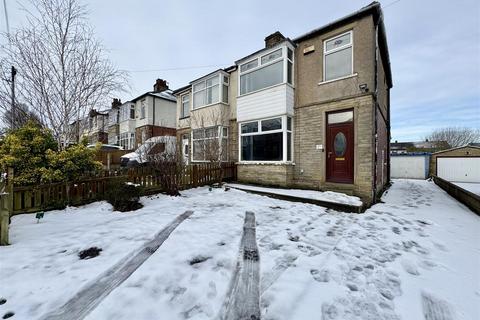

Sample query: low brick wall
[432,176,480,215]
[237,163,294,188]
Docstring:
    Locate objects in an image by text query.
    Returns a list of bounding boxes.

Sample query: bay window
[240,116,293,162]
[192,73,229,109]
[192,126,228,162]
[324,31,353,81]
[239,46,294,95]
[120,104,135,122]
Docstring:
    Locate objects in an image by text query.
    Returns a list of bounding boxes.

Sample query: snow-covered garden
[0,179,479,320]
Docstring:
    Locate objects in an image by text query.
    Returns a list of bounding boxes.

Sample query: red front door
[326,110,354,183]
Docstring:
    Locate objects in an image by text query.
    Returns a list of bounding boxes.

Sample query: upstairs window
[192,74,229,109]
[324,31,353,81]
[140,99,146,119]
[119,104,135,122]
[181,94,190,118]
[239,46,293,95]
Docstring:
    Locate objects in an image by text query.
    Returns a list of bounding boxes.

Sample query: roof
[432,145,480,155]
[130,90,176,103]
[235,38,296,65]
[172,84,191,95]
[293,1,392,88]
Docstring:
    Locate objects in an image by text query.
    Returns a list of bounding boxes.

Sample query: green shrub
[104,179,144,212]
[0,122,102,185]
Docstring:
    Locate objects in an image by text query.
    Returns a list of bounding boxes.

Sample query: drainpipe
[372,18,379,203]
[152,96,156,138]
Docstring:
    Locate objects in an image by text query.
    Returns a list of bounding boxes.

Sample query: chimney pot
[265,31,286,48]
[153,79,169,92]
[111,98,122,108]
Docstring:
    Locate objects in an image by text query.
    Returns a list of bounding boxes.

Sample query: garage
[431,146,480,183]
[391,154,430,179]
[437,157,480,182]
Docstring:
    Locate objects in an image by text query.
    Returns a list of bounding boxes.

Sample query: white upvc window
[140,99,146,119]
[192,73,229,109]
[323,31,353,81]
[239,46,294,96]
[119,132,135,150]
[119,104,135,122]
[239,115,293,162]
[181,94,190,118]
[191,125,228,162]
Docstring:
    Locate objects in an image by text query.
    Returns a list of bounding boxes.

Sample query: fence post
[0,168,13,245]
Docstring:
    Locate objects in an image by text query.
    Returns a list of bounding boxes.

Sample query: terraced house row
[172,2,392,204]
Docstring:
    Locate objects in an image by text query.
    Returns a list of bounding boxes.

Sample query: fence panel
[9,162,236,215]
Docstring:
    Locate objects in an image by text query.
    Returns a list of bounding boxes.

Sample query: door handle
[328,152,332,158]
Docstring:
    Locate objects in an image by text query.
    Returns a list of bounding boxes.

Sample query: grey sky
[3,0,480,141]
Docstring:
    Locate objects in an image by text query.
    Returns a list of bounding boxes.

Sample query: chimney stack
[153,79,169,92]
[111,98,122,108]
[265,31,286,48]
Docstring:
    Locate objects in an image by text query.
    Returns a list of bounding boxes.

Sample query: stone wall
[237,164,294,187]
[293,94,375,203]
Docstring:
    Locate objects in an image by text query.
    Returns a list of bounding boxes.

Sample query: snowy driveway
[0,179,479,320]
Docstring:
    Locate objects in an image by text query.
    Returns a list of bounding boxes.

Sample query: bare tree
[0,0,128,147]
[426,127,480,149]
[190,107,229,183]
[1,103,42,130]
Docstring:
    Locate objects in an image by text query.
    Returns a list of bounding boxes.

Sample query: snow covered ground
[453,182,480,195]
[227,183,363,206]
[0,179,479,320]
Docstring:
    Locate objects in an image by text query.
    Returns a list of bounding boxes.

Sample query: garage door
[437,157,480,182]
[391,156,428,179]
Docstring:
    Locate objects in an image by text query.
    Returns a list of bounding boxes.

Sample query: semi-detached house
[173,2,392,205]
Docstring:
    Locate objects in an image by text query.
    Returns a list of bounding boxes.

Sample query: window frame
[238,45,294,96]
[191,125,229,162]
[180,94,190,119]
[238,115,293,163]
[140,99,146,119]
[191,73,229,110]
[323,30,354,82]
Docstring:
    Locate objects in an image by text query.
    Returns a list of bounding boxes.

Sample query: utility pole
[10,66,16,129]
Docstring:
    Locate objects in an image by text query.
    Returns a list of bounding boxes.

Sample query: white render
[237,84,294,122]
[134,95,177,129]
[391,155,429,179]
[437,157,480,182]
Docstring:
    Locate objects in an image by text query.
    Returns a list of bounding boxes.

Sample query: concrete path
[40,210,194,320]
[221,211,261,320]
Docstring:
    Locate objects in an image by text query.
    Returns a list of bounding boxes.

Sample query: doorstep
[227,183,365,213]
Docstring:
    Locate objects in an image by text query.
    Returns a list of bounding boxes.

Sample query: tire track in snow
[40,210,194,320]
[220,211,261,320]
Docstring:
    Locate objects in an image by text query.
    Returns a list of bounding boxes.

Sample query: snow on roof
[149,90,176,102]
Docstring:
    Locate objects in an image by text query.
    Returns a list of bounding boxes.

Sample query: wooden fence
[8,162,236,217]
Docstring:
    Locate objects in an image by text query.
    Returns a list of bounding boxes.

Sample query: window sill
[179,116,190,120]
[318,73,358,86]
[237,161,295,165]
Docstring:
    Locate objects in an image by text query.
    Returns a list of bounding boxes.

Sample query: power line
[384,0,402,9]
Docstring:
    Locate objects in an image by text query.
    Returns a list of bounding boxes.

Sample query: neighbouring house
[107,98,122,146]
[173,1,392,204]
[117,101,137,150]
[81,109,109,144]
[173,66,237,164]
[131,79,177,148]
[430,145,480,182]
